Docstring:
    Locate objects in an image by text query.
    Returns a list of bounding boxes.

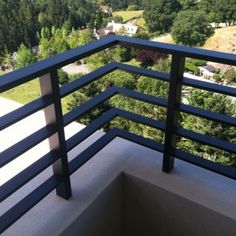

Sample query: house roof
[199,65,216,72]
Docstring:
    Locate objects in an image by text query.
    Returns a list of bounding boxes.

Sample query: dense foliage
[180,89,236,166]
[102,0,145,10]
[171,10,213,46]
[143,0,181,33]
[199,0,236,25]
[0,0,99,53]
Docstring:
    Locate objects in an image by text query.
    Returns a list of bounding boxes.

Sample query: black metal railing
[0,35,236,233]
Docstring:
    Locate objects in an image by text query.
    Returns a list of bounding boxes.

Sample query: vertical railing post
[39,70,72,199]
[163,54,185,173]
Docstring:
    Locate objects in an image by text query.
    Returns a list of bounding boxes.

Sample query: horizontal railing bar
[115,62,170,82]
[115,108,165,131]
[66,107,165,152]
[0,95,53,131]
[60,62,170,98]
[0,151,59,202]
[0,125,57,167]
[2,35,235,94]
[116,36,236,66]
[178,103,236,127]
[116,87,168,107]
[174,149,236,180]
[69,127,164,176]
[182,77,236,97]
[1,35,236,234]
[60,62,118,98]
[69,130,117,175]
[63,86,167,126]
[63,87,117,126]
[0,175,62,234]
[66,109,116,151]
[176,127,236,154]
[0,37,117,93]
[113,128,164,153]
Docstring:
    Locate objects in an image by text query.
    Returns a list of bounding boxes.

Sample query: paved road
[62,63,90,75]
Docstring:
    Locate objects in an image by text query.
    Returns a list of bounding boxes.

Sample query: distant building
[94,21,138,39]
[199,65,217,80]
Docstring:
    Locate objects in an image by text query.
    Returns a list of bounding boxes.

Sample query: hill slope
[152,26,236,54]
[204,26,236,54]
[112,10,143,22]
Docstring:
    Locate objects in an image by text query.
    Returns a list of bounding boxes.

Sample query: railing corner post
[163,54,185,173]
[39,70,72,199]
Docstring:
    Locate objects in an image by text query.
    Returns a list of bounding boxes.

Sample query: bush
[223,68,236,84]
[58,69,69,85]
[213,74,222,82]
[127,5,140,11]
[134,31,151,40]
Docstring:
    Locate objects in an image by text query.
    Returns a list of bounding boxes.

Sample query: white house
[198,65,217,80]
[94,21,139,39]
[106,21,138,36]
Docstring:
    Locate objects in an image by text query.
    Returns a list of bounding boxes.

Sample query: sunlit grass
[113,10,143,22]
[1,79,72,113]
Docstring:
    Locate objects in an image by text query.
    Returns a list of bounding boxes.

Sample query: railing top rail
[116,36,236,65]
[1,35,236,233]
[0,36,235,93]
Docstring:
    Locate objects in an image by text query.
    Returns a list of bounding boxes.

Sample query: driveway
[62,63,90,75]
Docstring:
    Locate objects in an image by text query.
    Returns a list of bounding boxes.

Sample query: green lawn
[113,10,143,22]
[135,17,147,30]
[1,78,72,114]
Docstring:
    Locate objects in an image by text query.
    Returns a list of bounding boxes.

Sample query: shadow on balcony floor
[62,173,236,236]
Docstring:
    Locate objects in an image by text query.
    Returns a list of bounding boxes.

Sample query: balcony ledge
[2,128,236,236]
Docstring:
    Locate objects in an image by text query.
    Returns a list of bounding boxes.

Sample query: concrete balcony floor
[1,98,236,236]
[1,133,236,235]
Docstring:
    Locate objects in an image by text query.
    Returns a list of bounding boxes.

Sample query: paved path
[62,63,90,75]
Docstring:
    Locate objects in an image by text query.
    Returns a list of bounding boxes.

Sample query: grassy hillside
[152,26,236,54]
[1,78,72,114]
[204,26,236,54]
[113,10,143,22]
[152,34,174,44]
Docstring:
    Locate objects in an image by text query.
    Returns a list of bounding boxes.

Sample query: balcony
[0,35,236,235]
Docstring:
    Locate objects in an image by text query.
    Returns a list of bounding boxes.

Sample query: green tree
[143,0,181,33]
[199,0,236,25]
[180,89,236,166]
[38,27,55,59]
[52,27,70,54]
[171,10,213,47]
[0,1,22,52]
[223,68,236,84]
[178,0,196,10]
[215,0,236,26]
[18,0,38,47]
[38,27,69,59]
[58,69,69,85]
[0,48,14,68]
[113,46,133,62]
[78,30,95,46]
[47,0,69,28]
[67,29,81,49]
[15,43,36,69]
